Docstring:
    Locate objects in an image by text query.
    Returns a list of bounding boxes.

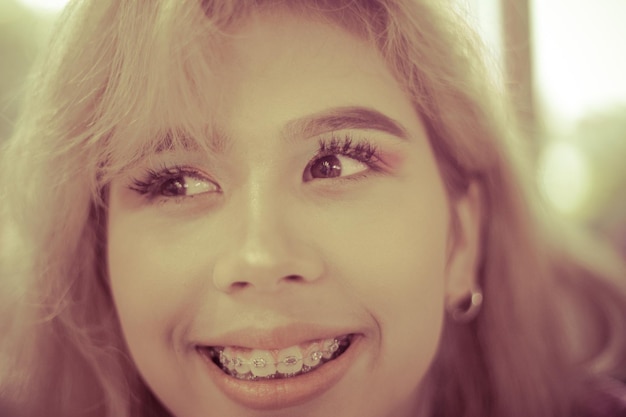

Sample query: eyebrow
[282,106,410,141]
[151,106,409,157]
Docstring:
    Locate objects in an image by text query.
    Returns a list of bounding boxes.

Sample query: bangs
[91,0,384,189]
[82,0,495,198]
[89,1,237,188]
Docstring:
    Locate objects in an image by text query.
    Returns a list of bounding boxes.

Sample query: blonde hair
[1,1,625,416]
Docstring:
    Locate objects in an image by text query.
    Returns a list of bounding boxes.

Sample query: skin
[107,12,481,417]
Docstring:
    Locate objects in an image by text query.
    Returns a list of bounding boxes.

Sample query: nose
[212,185,324,294]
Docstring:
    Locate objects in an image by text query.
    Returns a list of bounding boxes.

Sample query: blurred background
[1,0,625,256]
[459,0,626,258]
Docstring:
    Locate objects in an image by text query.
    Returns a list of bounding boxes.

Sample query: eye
[303,136,381,182]
[305,154,369,180]
[129,166,220,200]
[159,173,218,197]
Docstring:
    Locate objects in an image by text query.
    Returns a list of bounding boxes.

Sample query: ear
[444,183,484,308]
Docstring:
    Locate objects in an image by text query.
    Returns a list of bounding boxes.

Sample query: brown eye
[304,154,369,181]
[308,155,342,179]
[160,177,186,196]
[160,175,218,197]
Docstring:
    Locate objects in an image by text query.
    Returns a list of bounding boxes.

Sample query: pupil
[311,155,342,178]
[161,178,186,196]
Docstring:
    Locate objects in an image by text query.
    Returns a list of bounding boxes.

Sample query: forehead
[220,11,375,68]
[205,13,416,133]
[102,11,418,174]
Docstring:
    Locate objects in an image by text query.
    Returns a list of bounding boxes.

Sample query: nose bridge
[212,176,322,293]
[244,174,278,235]
[241,178,285,255]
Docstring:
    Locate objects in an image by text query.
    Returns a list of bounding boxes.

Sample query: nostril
[225,276,306,292]
[284,275,304,282]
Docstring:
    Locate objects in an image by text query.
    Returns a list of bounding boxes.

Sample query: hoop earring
[449,289,483,323]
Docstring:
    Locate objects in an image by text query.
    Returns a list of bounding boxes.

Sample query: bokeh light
[538,141,591,216]
[532,0,626,132]
[15,0,69,13]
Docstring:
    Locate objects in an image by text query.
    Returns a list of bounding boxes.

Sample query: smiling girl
[1,1,625,417]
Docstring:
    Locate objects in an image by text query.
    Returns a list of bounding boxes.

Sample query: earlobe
[444,183,484,322]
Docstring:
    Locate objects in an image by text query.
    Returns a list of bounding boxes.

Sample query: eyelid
[318,133,380,159]
[303,133,385,182]
[128,164,220,201]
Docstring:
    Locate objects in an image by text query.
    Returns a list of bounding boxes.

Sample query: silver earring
[449,289,483,322]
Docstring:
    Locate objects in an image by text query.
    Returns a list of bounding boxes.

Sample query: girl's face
[108,12,479,417]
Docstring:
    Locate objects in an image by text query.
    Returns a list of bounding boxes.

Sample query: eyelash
[314,135,381,170]
[127,134,382,200]
[129,165,208,199]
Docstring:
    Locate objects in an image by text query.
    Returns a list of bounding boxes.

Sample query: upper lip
[194,323,359,350]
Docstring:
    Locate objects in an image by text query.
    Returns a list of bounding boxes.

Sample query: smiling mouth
[198,334,353,381]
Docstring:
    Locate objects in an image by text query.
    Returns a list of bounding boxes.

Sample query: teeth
[234,357,250,375]
[276,346,303,375]
[207,335,352,381]
[224,347,250,375]
[220,348,236,372]
[302,342,323,367]
[322,338,339,359]
[249,350,276,378]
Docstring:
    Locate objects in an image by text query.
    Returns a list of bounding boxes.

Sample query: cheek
[319,176,450,396]
[322,165,451,307]
[107,212,208,330]
[106,205,203,356]
[106,211,207,405]
[109,221,169,319]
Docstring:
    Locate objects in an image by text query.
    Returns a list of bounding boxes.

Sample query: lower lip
[198,335,361,410]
